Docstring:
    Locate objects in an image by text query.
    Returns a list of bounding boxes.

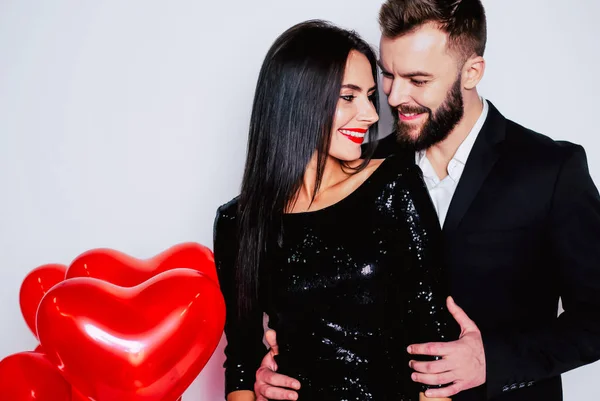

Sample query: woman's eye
[341,95,355,102]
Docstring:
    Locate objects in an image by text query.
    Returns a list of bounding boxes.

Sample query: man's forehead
[379,25,449,60]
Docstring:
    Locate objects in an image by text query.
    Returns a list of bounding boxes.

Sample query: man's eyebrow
[401,71,434,78]
[377,60,434,78]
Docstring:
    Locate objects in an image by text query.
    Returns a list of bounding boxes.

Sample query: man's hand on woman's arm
[255,330,301,401]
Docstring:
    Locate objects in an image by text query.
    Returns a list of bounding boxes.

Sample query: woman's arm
[396,164,461,396]
[401,163,461,345]
[214,204,267,398]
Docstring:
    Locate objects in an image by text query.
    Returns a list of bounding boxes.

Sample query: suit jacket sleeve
[483,144,600,398]
[214,205,266,397]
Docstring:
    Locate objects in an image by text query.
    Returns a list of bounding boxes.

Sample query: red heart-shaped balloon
[0,351,71,401]
[37,268,225,401]
[19,263,67,339]
[71,387,89,401]
[71,387,183,401]
[71,387,182,401]
[65,242,217,287]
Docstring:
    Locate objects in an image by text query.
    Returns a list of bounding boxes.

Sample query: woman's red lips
[339,128,367,144]
[341,128,367,133]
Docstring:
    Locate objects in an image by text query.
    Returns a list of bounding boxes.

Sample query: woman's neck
[298,154,347,203]
[287,154,382,214]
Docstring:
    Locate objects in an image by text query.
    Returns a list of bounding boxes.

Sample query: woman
[214,20,458,401]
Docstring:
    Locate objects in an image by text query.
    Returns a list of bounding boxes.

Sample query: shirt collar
[452,98,489,165]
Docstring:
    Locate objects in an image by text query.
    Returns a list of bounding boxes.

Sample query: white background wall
[0,0,598,400]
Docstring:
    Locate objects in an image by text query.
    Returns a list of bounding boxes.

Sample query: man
[252,1,600,400]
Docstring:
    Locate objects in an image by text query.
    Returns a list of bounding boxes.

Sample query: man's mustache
[395,104,430,115]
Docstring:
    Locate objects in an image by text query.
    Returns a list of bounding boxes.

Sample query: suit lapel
[442,101,507,233]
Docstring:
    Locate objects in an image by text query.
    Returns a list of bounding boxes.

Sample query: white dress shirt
[416,99,489,226]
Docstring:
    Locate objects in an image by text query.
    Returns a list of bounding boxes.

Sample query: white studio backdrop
[0,0,598,399]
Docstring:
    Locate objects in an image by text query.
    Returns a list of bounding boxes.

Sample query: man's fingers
[265,329,279,355]
[424,382,462,398]
[407,341,453,356]
[411,371,456,386]
[255,382,299,401]
[447,296,477,332]
[410,358,452,374]
[262,384,299,400]
[256,367,301,390]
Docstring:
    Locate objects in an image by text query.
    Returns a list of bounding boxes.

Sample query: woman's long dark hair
[236,20,379,316]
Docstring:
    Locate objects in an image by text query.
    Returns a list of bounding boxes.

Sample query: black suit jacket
[370,101,600,401]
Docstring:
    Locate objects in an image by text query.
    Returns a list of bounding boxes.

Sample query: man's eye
[381,71,394,79]
[411,79,428,86]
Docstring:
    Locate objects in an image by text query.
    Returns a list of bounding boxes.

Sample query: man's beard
[393,77,464,151]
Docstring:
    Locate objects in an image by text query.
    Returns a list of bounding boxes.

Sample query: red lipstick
[339,128,367,144]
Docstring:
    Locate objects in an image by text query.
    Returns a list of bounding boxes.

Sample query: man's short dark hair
[379,0,487,60]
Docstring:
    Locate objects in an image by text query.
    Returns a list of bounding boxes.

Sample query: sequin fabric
[214,155,459,400]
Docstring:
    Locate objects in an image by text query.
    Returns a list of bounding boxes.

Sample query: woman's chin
[331,148,363,164]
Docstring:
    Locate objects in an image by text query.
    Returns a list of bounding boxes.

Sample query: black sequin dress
[213,155,459,401]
